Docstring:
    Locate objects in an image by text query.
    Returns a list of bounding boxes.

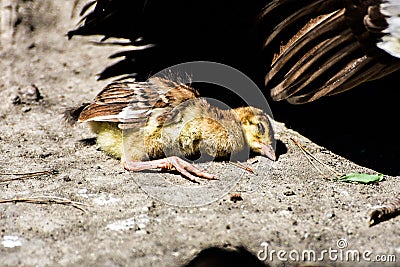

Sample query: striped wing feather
[77,77,199,128]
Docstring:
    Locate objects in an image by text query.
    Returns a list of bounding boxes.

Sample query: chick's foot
[122,156,216,183]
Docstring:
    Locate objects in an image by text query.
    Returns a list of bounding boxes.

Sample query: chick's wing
[78,77,199,129]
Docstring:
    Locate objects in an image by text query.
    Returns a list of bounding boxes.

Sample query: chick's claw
[122,156,216,183]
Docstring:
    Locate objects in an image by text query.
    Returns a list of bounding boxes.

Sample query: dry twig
[229,161,255,174]
[0,170,57,184]
[0,195,88,212]
[290,138,342,179]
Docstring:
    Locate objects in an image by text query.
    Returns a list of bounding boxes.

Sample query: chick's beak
[260,143,277,161]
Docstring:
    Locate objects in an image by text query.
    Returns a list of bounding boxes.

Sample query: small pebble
[11,95,21,105]
[21,84,42,101]
[22,107,31,113]
[326,212,335,219]
[283,190,295,196]
[230,193,243,203]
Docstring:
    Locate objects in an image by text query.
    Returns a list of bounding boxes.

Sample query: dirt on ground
[0,1,399,266]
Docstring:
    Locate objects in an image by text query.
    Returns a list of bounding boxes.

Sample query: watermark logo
[257,239,397,263]
[336,238,348,249]
[122,61,274,207]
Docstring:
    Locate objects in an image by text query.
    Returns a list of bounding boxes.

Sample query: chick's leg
[122,156,216,183]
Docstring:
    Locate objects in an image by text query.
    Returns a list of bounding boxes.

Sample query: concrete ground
[0,1,399,266]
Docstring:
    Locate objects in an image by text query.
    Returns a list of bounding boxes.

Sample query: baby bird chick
[67,77,276,182]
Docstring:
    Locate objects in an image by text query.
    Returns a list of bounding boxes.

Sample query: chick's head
[234,107,276,161]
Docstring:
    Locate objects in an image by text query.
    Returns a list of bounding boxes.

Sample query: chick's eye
[257,123,265,135]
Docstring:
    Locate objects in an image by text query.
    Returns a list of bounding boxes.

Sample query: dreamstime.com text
[257,239,396,263]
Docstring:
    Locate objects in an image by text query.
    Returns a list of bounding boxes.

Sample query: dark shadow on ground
[183,245,268,267]
[269,72,400,176]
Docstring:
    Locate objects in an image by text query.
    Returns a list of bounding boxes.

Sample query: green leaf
[338,173,383,184]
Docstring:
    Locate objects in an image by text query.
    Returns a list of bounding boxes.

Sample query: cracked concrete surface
[0,1,399,266]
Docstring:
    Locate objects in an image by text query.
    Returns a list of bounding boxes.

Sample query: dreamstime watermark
[122,61,275,207]
[257,239,397,263]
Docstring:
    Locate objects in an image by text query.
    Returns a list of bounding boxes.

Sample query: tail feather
[270,31,358,101]
[266,9,347,87]
[69,0,400,104]
[260,0,400,104]
[63,103,90,125]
